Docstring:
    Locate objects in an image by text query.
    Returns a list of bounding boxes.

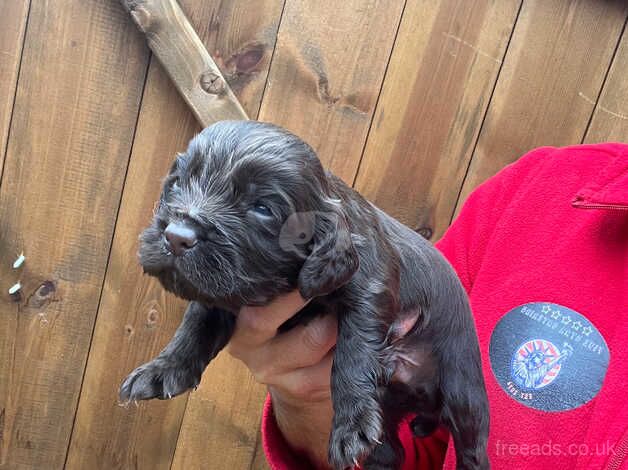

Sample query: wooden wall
[0,0,627,469]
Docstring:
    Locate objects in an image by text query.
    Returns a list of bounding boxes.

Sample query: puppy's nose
[165,223,198,256]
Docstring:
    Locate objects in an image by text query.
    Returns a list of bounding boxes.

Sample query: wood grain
[65,62,198,470]
[250,429,271,470]
[455,0,628,215]
[353,0,521,241]
[0,0,30,174]
[584,26,628,143]
[67,1,284,468]
[120,0,248,124]
[0,1,149,468]
[258,0,405,183]
[171,358,267,470]
[188,0,285,117]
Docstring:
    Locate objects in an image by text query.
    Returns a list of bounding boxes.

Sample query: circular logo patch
[489,302,609,412]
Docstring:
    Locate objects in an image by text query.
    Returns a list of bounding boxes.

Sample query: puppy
[120,121,489,469]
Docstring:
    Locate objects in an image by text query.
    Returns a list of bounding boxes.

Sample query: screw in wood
[200,71,226,95]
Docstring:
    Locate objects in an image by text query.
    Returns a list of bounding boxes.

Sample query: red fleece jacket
[262,143,628,470]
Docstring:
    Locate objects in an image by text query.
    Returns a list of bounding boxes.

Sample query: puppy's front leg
[119,301,235,402]
[328,307,386,469]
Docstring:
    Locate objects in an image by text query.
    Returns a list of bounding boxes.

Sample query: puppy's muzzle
[165,222,198,256]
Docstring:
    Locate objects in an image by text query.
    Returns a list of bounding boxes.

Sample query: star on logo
[561,315,572,325]
[551,310,561,320]
[542,305,551,314]
[581,326,593,336]
[571,321,582,331]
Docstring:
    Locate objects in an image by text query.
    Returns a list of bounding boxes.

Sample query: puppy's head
[139,121,358,309]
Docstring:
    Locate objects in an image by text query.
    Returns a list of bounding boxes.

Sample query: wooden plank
[250,429,271,470]
[584,26,628,143]
[0,0,149,468]
[120,0,248,124]
[353,0,521,241]
[455,0,628,215]
[0,0,30,173]
[66,1,284,469]
[171,358,267,470]
[258,0,406,183]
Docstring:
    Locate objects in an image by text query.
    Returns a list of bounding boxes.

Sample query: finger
[233,313,337,377]
[229,290,308,352]
[270,349,335,402]
[243,313,337,376]
[264,313,337,372]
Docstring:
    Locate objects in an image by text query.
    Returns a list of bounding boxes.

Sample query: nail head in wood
[200,71,226,95]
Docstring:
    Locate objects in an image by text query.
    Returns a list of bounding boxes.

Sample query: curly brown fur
[120,121,489,469]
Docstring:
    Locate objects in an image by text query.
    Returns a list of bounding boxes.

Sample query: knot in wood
[26,281,56,308]
[146,308,159,326]
[200,71,226,95]
[37,281,55,297]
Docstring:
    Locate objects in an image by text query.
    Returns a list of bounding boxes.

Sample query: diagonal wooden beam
[120,0,249,125]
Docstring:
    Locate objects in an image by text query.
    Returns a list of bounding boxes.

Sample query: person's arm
[227,291,336,468]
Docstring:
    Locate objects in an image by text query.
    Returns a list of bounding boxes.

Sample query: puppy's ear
[298,211,359,299]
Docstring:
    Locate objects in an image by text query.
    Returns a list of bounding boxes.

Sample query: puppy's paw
[328,402,383,469]
[119,357,202,402]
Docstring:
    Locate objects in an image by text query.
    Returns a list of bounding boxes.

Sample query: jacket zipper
[573,192,627,469]
[571,201,628,210]
[606,428,628,470]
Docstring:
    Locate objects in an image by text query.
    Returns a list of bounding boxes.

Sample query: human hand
[227,291,337,467]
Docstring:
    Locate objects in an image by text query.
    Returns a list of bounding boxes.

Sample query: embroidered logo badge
[490,302,609,411]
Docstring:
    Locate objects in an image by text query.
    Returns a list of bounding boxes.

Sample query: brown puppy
[120,121,489,469]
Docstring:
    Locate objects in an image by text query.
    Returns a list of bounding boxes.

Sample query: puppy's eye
[252,203,273,217]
